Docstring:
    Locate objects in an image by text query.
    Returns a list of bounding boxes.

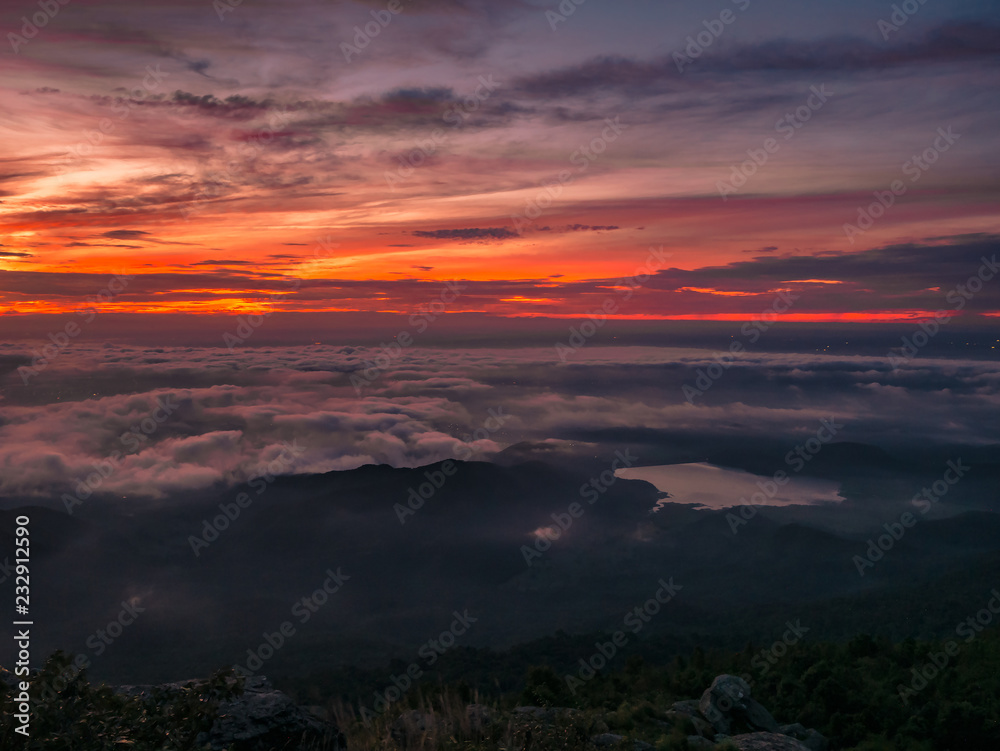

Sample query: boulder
[780,723,829,751]
[514,705,584,723]
[390,709,439,745]
[466,703,493,730]
[0,667,16,690]
[663,709,714,738]
[671,699,702,715]
[591,733,625,747]
[699,675,779,736]
[589,734,652,751]
[205,674,343,751]
[728,731,812,750]
[119,674,342,751]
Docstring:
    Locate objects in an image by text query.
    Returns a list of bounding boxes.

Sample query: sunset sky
[2,0,1000,322]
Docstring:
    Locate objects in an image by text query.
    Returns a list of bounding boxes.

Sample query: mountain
[2,453,999,685]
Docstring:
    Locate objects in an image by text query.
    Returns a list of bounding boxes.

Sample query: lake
[614,462,844,510]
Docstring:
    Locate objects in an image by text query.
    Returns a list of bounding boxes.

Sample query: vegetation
[4,629,1000,750]
[0,651,242,750]
[323,629,1000,751]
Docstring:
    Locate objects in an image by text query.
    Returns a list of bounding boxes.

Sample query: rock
[0,667,16,690]
[780,724,828,751]
[116,674,341,751]
[514,706,584,723]
[728,731,812,750]
[699,675,779,736]
[591,732,625,747]
[515,706,552,719]
[633,741,654,751]
[799,730,828,751]
[671,699,702,715]
[687,737,716,750]
[664,710,714,738]
[206,674,343,751]
[390,710,439,745]
[466,703,492,730]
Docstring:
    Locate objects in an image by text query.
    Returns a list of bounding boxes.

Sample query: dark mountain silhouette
[2,452,999,685]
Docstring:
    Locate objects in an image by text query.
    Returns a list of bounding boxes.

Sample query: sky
[2,0,1000,324]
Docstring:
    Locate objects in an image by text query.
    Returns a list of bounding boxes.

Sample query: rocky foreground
[115,674,345,751]
[124,671,826,751]
[5,665,826,750]
[391,673,827,751]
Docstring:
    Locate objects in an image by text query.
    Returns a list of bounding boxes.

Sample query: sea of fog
[615,462,844,511]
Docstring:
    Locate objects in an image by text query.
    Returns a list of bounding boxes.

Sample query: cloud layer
[1,340,997,501]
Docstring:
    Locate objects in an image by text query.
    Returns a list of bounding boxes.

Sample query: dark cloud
[642,235,1000,314]
[537,224,619,232]
[514,22,1000,98]
[102,230,152,240]
[0,172,45,183]
[413,228,518,241]
[190,259,255,266]
[661,234,997,283]
[0,251,33,258]
[167,91,291,118]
